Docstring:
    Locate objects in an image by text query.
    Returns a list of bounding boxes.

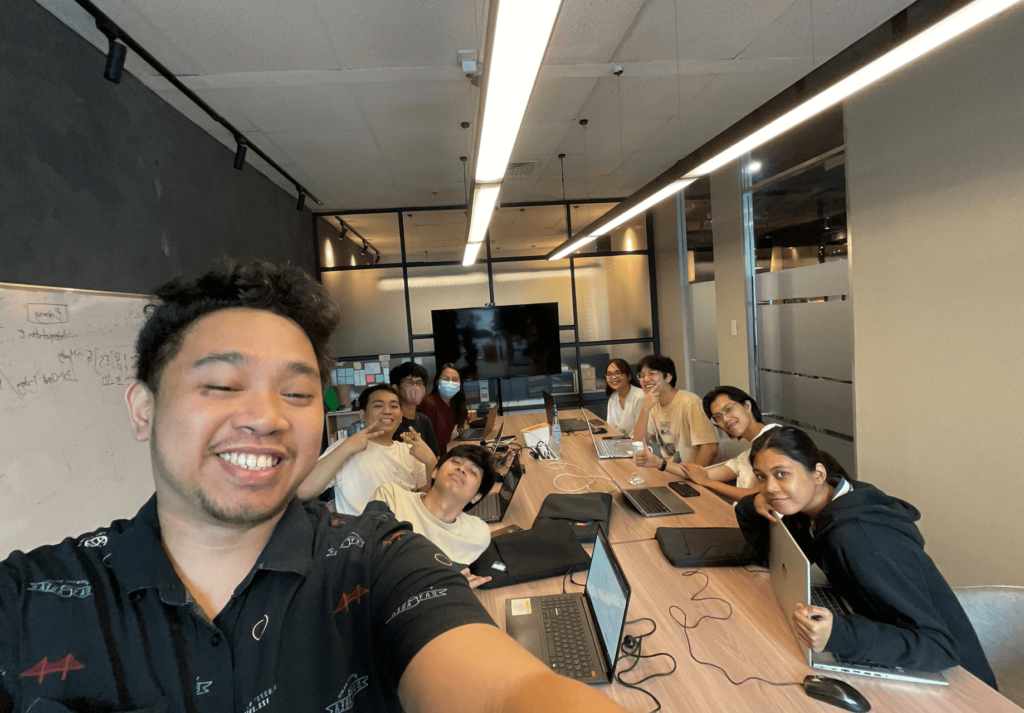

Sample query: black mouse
[803,676,870,712]
[593,427,607,434]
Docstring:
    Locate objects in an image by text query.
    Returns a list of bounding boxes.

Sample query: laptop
[610,473,694,518]
[456,406,496,441]
[769,518,947,685]
[505,525,630,684]
[486,421,506,454]
[467,451,523,523]
[584,414,635,459]
[543,391,587,433]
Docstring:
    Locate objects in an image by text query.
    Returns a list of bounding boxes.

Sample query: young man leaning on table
[297,382,437,515]
[0,259,630,713]
[632,354,719,471]
[371,444,497,589]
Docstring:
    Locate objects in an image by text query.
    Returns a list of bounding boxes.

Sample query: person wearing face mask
[419,363,470,452]
[297,383,437,515]
[391,362,440,457]
[604,358,644,435]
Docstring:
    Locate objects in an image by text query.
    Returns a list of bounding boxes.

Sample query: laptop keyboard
[469,494,499,521]
[596,440,630,458]
[541,596,600,680]
[628,488,671,515]
[811,586,845,616]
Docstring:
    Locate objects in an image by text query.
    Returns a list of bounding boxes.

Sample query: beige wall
[710,160,752,393]
[845,3,1024,586]
[651,198,688,387]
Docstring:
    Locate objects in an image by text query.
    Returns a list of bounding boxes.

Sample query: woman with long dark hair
[737,426,995,687]
[419,363,469,452]
[604,358,643,435]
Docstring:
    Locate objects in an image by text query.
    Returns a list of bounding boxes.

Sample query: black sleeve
[824,525,961,672]
[0,561,20,713]
[734,494,770,565]
[362,503,495,695]
[415,413,441,457]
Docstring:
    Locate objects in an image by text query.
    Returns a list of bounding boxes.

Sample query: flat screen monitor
[431,303,561,380]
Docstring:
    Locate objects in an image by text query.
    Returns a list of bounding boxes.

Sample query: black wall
[0,0,315,294]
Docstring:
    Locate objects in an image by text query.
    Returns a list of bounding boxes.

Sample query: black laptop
[505,525,630,685]
[542,391,587,433]
[456,406,496,441]
[467,451,522,523]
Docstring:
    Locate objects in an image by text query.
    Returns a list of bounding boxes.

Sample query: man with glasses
[632,354,718,470]
[390,362,440,457]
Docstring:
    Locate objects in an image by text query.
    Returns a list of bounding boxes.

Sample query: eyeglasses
[400,378,426,388]
[605,370,625,378]
[710,402,739,425]
[637,370,662,380]
[439,376,461,384]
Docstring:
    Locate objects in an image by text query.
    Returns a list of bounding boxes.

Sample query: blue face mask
[437,381,460,399]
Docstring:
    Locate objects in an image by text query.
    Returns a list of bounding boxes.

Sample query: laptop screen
[498,453,521,509]
[585,528,631,670]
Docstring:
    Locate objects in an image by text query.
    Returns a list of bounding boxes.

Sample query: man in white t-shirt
[632,354,718,467]
[297,384,437,514]
[371,444,496,586]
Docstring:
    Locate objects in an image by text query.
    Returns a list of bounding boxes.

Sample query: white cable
[546,461,618,494]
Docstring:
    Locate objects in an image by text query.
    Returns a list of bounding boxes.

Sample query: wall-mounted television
[431,303,561,380]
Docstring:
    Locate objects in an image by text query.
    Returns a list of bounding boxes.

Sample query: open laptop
[543,391,587,433]
[456,406,496,441]
[610,472,694,518]
[505,525,630,684]
[769,518,947,685]
[467,451,523,523]
[584,414,634,459]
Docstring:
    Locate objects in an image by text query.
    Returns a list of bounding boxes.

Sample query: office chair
[954,585,1024,706]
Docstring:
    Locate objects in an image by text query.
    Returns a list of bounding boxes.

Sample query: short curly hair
[135,258,341,393]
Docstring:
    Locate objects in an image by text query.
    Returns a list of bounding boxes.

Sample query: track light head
[296,191,306,211]
[233,137,247,171]
[104,39,127,83]
[374,251,381,264]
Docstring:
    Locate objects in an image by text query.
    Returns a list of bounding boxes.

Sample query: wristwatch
[658,458,668,472]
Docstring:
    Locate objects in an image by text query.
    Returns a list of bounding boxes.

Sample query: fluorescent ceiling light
[475,0,563,183]
[549,178,693,260]
[747,160,763,173]
[462,242,484,266]
[466,183,501,245]
[685,0,1021,178]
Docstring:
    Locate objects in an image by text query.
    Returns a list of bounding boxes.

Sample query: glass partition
[403,209,467,264]
[337,212,402,265]
[490,205,568,258]
[491,259,574,327]
[405,263,491,335]
[322,268,409,357]
[574,255,653,342]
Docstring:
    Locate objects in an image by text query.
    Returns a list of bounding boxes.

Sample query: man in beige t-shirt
[632,354,718,467]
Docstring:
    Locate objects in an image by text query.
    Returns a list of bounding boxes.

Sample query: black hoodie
[735,480,996,688]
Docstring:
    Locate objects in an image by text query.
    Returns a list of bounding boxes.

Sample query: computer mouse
[593,427,607,434]
[803,675,870,712]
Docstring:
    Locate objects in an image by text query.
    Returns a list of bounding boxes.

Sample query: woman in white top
[675,385,778,502]
[604,358,644,435]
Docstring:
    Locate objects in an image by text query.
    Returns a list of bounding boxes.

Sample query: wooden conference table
[467,411,1019,713]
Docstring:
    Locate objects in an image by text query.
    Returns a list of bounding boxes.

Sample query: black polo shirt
[0,496,494,712]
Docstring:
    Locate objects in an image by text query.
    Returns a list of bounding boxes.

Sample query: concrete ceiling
[36,0,915,212]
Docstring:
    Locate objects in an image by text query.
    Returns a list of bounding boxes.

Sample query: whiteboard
[0,283,155,559]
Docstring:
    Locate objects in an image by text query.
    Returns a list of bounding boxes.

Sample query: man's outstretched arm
[398,623,628,713]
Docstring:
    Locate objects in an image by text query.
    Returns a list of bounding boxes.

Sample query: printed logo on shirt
[434,553,453,567]
[243,684,277,713]
[196,678,212,695]
[326,673,369,713]
[334,585,370,613]
[656,421,678,459]
[386,586,448,623]
[20,654,85,683]
[330,518,346,528]
[27,580,92,598]
[340,533,364,549]
[252,614,269,641]
[381,531,407,550]
[79,533,108,548]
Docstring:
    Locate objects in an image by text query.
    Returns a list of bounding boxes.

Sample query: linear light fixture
[547,0,1021,261]
[463,0,564,266]
[466,183,502,244]
[462,241,484,266]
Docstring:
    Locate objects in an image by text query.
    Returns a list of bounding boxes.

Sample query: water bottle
[551,405,563,443]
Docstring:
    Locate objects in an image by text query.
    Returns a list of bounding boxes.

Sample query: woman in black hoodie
[735,427,996,688]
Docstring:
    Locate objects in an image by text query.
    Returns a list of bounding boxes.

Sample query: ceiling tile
[739,0,813,60]
[389,159,467,187]
[122,0,338,73]
[512,121,574,160]
[546,0,647,64]
[303,162,394,189]
[397,183,468,208]
[679,66,811,119]
[673,0,796,60]
[527,76,600,121]
[352,79,474,129]
[312,0,480,70]
[266,130,383,165]
[375,126,468,163]
[213,84,366,133]
[811,0,916,64]
[613,0,682,62]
